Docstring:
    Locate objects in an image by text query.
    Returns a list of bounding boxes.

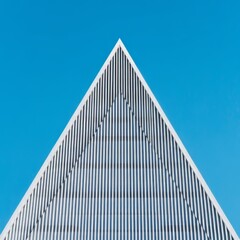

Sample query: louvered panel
[1,40,238,240]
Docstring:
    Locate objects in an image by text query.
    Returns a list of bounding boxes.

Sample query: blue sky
[0,0,240,235]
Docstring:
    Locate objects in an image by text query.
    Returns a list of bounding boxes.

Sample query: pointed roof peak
[113,38,128,55]
[1,39,239,240]
[116,38,124,47]
[116,37,123,44]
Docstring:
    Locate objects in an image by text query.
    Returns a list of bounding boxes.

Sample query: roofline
[1,38,239,239]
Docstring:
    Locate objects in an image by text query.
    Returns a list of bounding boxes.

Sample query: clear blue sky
[0,0,239,235]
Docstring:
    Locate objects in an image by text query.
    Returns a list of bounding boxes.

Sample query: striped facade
[1,39,238,240]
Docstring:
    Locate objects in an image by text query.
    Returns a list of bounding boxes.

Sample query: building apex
[1,39,238,240]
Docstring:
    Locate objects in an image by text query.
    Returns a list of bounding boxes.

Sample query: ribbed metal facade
[1,40,238,240]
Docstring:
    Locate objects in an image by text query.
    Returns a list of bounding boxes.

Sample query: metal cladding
[1,40,238,240]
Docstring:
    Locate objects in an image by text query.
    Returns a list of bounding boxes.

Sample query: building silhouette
[1,39,238,240]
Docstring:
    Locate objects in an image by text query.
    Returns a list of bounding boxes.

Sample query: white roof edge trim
[0,39,122,238]
[117,40,239,239]
[1,38,238,239]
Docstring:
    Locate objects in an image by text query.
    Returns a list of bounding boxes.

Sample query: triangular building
[1,39,239,240]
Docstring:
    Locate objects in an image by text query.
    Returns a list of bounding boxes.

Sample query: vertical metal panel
[1,42,238,240]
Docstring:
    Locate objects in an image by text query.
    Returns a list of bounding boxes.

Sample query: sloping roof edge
[1,39,238,239]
